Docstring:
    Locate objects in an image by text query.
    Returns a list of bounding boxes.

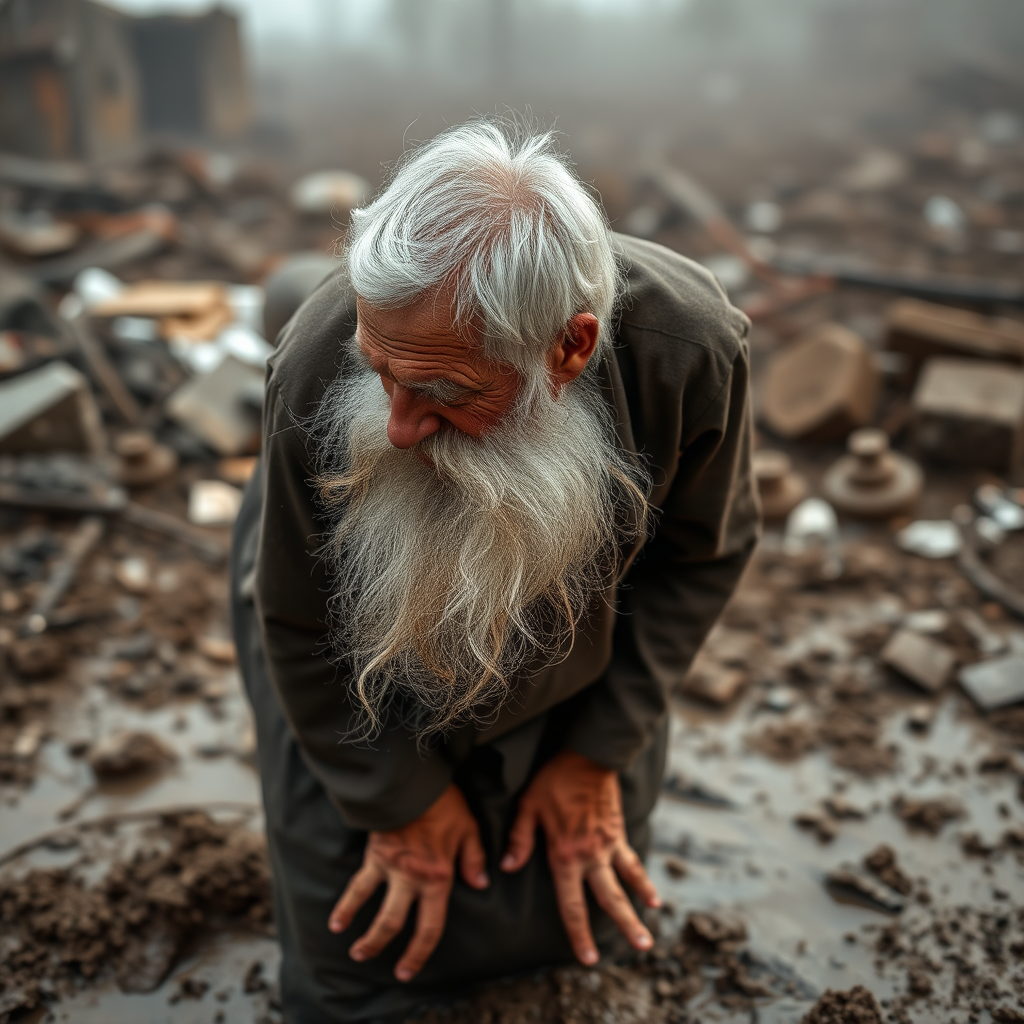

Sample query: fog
[100,0,1023,181]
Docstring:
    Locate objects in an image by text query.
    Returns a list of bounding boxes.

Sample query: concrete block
[760,323,879,443]
[911,357,1024,471]
[0,360,104,454]
[881,627,956,693]
[165,356,263,456]
[959,655,1024,711]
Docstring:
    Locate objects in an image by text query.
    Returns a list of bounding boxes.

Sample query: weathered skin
[355,294,599,444]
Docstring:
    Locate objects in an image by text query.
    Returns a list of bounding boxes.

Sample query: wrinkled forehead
[354,293,507,383]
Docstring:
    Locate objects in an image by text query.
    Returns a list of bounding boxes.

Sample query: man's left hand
[499,750,660,966]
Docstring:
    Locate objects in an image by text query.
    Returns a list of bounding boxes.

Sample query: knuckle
[550,842,580,868]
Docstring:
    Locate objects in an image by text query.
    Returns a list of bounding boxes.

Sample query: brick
[911,357,1024,471]
[881,627,956,693]
[884,298,1024,387]
[760,323,879,442]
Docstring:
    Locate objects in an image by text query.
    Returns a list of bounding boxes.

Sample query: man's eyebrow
[405,378,480,403]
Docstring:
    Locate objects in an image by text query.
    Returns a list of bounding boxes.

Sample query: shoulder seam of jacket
[618,319,742,357]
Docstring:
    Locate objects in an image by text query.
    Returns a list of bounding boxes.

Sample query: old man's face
[355,295,522,445]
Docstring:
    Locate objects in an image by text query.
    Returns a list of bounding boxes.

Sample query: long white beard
[313,357,650,742]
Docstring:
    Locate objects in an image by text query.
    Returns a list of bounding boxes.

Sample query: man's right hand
[328,782,488,982]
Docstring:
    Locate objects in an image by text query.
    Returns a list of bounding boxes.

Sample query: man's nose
[386,385,442,449]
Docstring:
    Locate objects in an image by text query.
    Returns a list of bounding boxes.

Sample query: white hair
[345,117,623,385]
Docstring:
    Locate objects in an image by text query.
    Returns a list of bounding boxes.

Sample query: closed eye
[406,379,478,406]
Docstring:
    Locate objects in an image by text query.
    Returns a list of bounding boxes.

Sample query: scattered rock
[87,730,177,779]
[905,703,935,732]
[114,556,152,594]
[959,654,1024,711]
[8,635,66,678]
[863,845,912,896]
[993,1008,1024,1023]
[906,966,932,997]
[746,720,818,761]
[892,795,964,835]
[242,960,266,993]
[196,634,237,665]
[881,627,956,693]
[663,855,688,880]
[682,910,747,949]
[823,795,867,820]
[825,866,906,914]
[794,808,838,843]
[799,984,883,1023]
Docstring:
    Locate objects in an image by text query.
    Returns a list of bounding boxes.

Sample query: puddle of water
[0,669,260,860]
[42,932,280,1024]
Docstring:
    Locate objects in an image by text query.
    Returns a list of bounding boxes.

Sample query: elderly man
[232,118,758,1023]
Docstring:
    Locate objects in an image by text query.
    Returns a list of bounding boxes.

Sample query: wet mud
[1,467,1023,1023]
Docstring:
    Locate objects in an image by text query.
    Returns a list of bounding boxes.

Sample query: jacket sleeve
[563,344,760,771]
[254,383,457,831]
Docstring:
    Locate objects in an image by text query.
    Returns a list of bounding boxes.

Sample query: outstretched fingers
[329,862,384,934]
[349,878,415,962]
[587,864,652,952]
[394,884,452,982]
[552,860,599,966]
[612,843,661,909]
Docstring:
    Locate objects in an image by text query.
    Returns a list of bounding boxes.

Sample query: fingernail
[582,949,599,966]
[500,855,516,870]
[329,919,344,933]
[636,933,652,950]
[349,948,365,962]
[395,967,412,982]
[649,896,662,909]
[475,871,489,888]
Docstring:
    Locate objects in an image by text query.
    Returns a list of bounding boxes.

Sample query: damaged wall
[0,0,249,162]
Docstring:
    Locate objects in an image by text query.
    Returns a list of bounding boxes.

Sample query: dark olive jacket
[253,234,759,833]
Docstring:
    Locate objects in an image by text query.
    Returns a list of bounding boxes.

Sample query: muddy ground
[1,50,1024,1024]
[1,486,1022,1023]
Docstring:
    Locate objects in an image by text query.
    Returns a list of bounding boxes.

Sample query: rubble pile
[0,811,271,1019]
[0,39,1023,1024]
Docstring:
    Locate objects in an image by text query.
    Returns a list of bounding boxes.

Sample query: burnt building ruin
[0,0,250,162]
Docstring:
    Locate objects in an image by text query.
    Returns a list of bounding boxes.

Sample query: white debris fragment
[895,520,961,559]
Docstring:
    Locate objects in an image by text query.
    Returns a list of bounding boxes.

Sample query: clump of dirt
[799,985,882,1023]
[990,707,1024,745]
[863,845,912,896]
[819,702,897,776]
[746,701,897,776]
[892,796,964,835]
[8,636,67,679]
[0,811,271,1018]
[869,903,1024,1016]
[746,720,818,761]
[86,730,177,780]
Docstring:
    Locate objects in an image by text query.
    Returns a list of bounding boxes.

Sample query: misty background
[103,0,1024,188]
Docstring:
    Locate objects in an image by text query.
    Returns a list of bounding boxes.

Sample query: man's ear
[548,313,600,389]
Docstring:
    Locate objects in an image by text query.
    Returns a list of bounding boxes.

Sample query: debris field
[0,33,1023,1024]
